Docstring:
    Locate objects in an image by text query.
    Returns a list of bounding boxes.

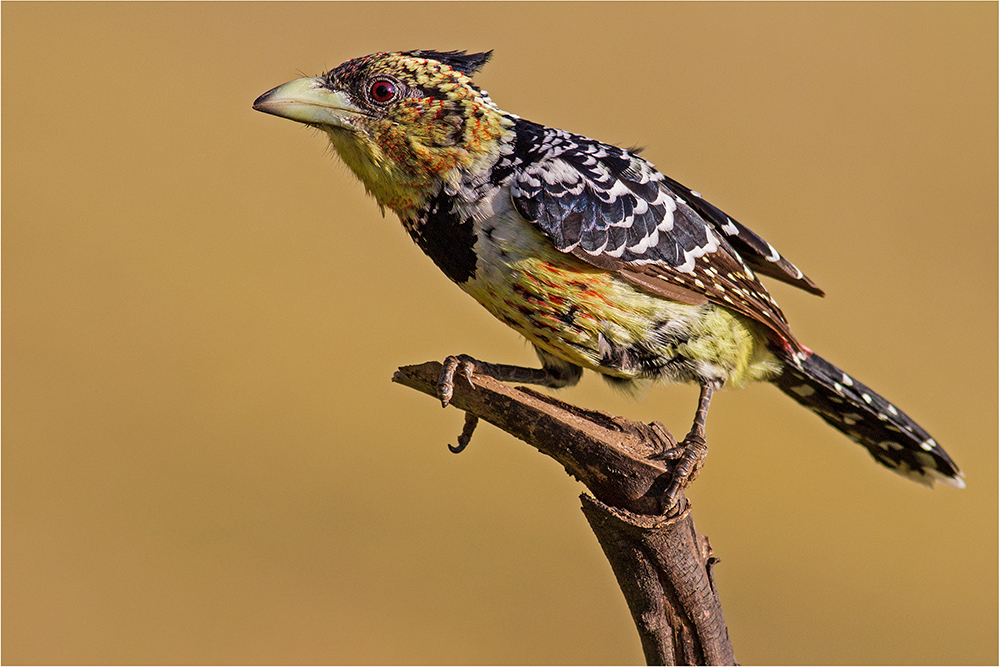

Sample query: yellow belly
[462,231,779,386]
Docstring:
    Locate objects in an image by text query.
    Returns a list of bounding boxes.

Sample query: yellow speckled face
[322,52,509,214]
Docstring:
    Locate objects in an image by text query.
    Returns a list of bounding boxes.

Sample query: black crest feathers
[405,50,493,75]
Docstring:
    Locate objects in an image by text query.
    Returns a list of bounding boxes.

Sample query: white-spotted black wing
[499,119,801,348]
[658,174,824,296]
[503,120,707,270]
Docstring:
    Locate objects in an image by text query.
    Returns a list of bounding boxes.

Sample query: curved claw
[648,421,678,457]
[449,412,480,453]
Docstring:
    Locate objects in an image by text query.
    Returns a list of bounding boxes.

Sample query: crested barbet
[254,49,963,490]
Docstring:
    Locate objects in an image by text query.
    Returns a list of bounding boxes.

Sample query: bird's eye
[369,79,397,103]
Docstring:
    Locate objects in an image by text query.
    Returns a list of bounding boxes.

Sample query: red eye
[370,79,396,103]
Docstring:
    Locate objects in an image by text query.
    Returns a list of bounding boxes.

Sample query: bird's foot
[435,353,582,453]
[437,354,478,408]
[657,428,709,505]
[437,355,482,454]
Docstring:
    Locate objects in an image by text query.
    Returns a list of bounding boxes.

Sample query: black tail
[772,350,963,488]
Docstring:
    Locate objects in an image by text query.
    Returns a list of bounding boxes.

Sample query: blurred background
[4,3,996,664]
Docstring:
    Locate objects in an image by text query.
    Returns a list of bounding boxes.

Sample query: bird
[253,49,963,491]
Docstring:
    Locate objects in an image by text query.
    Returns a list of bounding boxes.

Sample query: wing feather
[660,175,824,296]
[502,119,805,350]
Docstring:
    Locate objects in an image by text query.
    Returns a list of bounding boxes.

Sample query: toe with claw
[437,355,477,407]
[661,431,709,505]
[449,412,480,454]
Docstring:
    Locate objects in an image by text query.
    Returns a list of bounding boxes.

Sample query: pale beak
[253,77,361,129]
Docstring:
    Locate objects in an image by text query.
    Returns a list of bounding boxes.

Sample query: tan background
[4,3,997,664]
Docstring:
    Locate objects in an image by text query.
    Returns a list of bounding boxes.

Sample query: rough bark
[392,361,735,666]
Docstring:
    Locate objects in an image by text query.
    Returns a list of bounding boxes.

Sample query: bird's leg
[436,354,582,407]
[658,379,721,503]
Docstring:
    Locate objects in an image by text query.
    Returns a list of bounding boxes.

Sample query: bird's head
[254,50,509,216]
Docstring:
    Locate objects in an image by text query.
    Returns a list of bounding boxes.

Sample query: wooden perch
[392,361,736,666]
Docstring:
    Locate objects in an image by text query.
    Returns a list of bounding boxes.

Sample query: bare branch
[392,361,735,665]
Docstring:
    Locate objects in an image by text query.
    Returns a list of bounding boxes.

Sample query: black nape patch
[404,50,493,75]
[406,190,478,284]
